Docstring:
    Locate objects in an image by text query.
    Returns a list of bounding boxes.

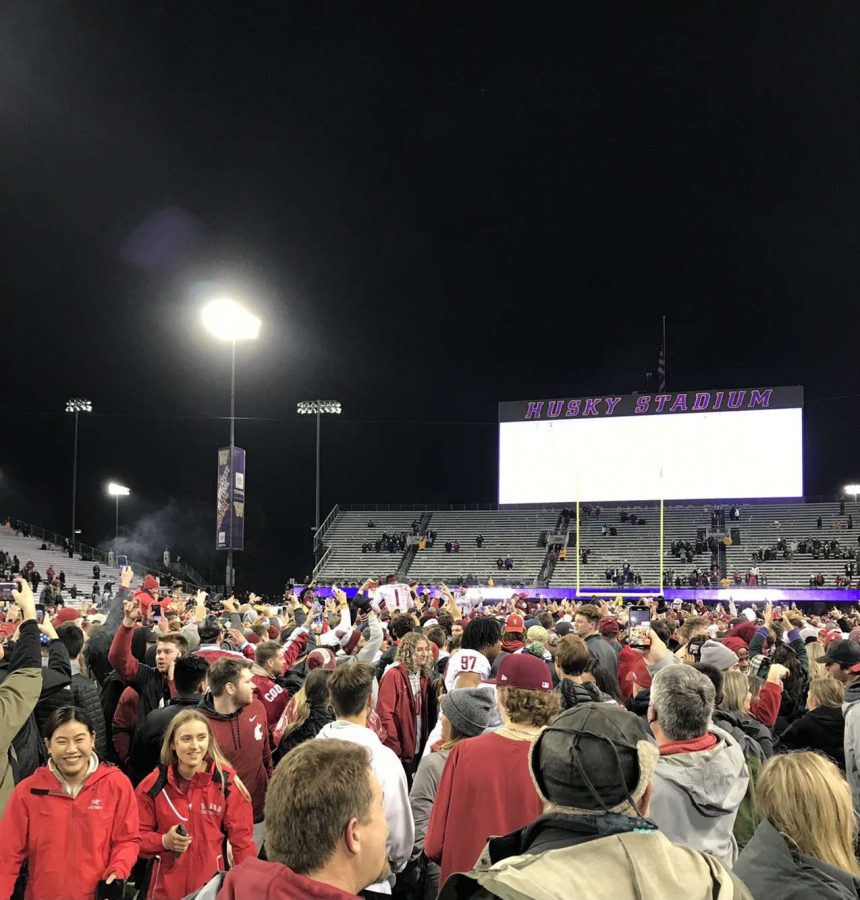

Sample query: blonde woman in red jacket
[136,709,256,900]
[0,706,140,900]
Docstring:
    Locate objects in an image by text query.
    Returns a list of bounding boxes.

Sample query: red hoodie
[0,763,140,900]
[216,857,358,899]
[198,696,272,822]
[136,761,256,900]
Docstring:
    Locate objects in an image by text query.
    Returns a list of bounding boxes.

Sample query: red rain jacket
[136,761,255,900]
[0,762,140,900]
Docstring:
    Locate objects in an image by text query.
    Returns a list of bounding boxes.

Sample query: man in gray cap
[439,704,752,899]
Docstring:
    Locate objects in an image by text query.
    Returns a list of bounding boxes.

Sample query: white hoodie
[316,719,414,894]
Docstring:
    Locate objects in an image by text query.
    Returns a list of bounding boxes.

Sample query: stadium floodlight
[845,484,860,500]
[107,482,130,546]
[201,297,261,342]
[65,398,93,558]
[297,400,343,535]
[65,398,93,413]
[202,297,261,593]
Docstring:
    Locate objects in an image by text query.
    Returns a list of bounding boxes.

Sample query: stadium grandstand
[313,498,860,591]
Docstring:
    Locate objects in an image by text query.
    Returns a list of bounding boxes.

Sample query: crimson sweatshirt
[198,695,272,822]
[425,732,543,887]
[216,857,358,899]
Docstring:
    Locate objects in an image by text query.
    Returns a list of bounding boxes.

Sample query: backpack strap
[147,763,170,799]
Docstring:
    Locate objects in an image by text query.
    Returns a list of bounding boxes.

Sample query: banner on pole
[216,447,246,551]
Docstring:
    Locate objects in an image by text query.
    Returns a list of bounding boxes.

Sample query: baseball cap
[306,647,337,671]
[54,607,81,625]
[555,621,573,636]
[492,653,552,692]
[505,613,525,632]
[530,704,659,813]
[598,616,619,637]
[444,649,491,692]
[822,639,860,671]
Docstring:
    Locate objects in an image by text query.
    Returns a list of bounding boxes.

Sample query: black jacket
[32,639,73,736]
[0,620,45,781]
[69,671,108,760]
[126,692,202,785]
[736,819,860,899]
[83,586,131,685]
[276,703,334,760]
[556,679,613,710]
[777,705,846,770]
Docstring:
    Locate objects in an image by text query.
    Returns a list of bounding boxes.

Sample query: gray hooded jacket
[842,677,860,813]
[649,724,749,868]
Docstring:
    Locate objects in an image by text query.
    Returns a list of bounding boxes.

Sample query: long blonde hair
[161,709,251,802]
[806,642,827,681]
[807,676,844,709]
[721,670,751,712]
[757,752,860,877]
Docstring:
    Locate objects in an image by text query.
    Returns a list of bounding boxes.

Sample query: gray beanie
[441,687,495,738]
[700,639,740,672]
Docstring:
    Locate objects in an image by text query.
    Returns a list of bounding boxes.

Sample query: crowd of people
[4,568,860,898]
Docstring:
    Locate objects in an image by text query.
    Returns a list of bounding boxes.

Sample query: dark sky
[2,2,859,591]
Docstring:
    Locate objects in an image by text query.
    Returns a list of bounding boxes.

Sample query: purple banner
[216,447,246,551]
[499,385,803,423]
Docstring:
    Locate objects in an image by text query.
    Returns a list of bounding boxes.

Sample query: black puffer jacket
[70,672,108,759]
[556,679,613,710]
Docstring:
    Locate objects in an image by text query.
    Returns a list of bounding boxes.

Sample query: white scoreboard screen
[498,386,803,503]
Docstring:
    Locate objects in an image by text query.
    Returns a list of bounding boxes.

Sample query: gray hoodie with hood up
[649,724,749,869]
[842,677,860,813]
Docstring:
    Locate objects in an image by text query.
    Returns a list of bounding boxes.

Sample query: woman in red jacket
[376,632,432,779]
[136,708,256,900]
[0,706,140,900]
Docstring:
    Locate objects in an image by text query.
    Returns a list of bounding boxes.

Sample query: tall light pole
[297,401,342,538]
[65,398,92,557]
[107,482,130,547]
[202,297,261,592]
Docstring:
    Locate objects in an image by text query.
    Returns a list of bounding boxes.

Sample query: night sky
[2,3,859,591]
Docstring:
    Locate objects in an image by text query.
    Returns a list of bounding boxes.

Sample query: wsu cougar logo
[254,722,264,742]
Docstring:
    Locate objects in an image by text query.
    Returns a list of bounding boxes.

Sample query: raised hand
[122,598,142,627]
[120,566,134,590]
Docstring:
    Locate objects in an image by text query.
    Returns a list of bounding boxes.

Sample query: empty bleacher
[0,528,124,606]
[315,500,860,589]
[408,509,559,585]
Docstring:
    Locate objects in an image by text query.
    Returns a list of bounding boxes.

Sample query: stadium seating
[315,500,860,589]
[0,527,125,608]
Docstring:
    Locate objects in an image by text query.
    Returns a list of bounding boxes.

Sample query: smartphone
[36,604,45,624]
[0,582,18,597]
[117,555,129,569]
[628,607,652,650]
[151,602,162,622]
[176,825,189,837]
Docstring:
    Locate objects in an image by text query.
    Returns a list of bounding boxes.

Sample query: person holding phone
[0,578,44,814]
[0,706,140,900]
[136,709,255,900]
